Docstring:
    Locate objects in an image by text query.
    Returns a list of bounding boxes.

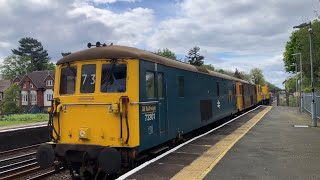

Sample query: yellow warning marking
[171,106,272,180]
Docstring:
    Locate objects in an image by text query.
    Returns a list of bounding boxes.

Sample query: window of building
[101,64,127,93]
[60,66,77,95]
[23,83,26,89]
[146,71,155,98]
[30,83,34,88]
[30,93,37,105]
[80,64,96,93]
[158,73,164,98]
[216,82,220,96]
[178,76,184,97]
[46,80,53,86]
[22,94,28,102]
[47,94,53,101]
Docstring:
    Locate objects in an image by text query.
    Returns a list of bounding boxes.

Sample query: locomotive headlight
[79,130,86,138]
[79,128,89,139]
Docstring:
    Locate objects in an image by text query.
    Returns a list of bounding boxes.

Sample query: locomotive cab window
[101,64,127,93]
[80,64,96,93]
[60,66,77,95]
[146,71,155,98]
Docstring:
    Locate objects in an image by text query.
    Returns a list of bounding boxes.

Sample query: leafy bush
[0,84,20,114]
[0,113,48,122]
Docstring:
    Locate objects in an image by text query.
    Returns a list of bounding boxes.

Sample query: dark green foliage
[0,84,20,114]
[0,55,32,80]
[185,46,204,66]
[250,68,266,85]
[283,20,320,92]
[233,68,241,79]
[155,48,177,60]
[266,81,281,91]
[216,69,234,76]
[201,64,215,71]
[12,37,51,71]
[284,77,298,93]
[47,62,55,70]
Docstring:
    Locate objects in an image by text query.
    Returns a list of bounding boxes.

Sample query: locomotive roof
[57,45,251,84]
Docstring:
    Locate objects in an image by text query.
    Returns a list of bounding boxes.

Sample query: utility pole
[293,22,317,127]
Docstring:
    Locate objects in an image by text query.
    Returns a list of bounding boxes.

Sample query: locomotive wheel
[36,144,55,169]
[98,147,121,174]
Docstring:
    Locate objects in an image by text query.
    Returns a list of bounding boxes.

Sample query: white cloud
[0,0,154,62]
[145,0,318,88]
[90,0,139,4]
[0,0,317,87]
[148,0,316,55]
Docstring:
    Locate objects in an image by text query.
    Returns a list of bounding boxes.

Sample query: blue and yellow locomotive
[36,44,269,178]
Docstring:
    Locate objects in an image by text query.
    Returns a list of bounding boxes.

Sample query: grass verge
[0,113,48,127]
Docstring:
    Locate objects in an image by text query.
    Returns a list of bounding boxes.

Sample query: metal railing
[303,93,320,119]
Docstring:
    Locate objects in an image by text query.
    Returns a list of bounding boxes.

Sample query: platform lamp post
[292,53,303,112]
[293,22,316,127]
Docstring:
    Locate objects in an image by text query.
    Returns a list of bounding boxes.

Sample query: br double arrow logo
[217,100,221,109]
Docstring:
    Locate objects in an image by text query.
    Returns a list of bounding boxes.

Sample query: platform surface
[123,106,268,180]
[204,106,320,180]
[0,121,47,132]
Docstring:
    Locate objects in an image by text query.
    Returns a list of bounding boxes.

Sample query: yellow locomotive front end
[36,54,140,177]
[53,59,139,147]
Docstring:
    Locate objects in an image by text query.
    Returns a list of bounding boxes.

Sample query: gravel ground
[44,170,71,180]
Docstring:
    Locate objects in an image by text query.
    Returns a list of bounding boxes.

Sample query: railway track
[0,144,62,180]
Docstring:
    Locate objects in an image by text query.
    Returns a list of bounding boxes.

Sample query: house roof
[57,45,251,84]
[0,80,11,92]
[21,70,55,88]
[13,75,24,82]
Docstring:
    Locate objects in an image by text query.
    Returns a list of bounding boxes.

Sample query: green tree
[233,68,241,79]
[266,81,281,91]
[250,68,266,85]
[284,77,298,93]
[47,62,55,70]
[12,37,51,71]
[283,20,320,91]
[237,71,252,82]
[216,69,234,76]
[0,83,20,114]
[155,48,177,60]
[201,64,215,71]
[0,55,32,80]
[185,46,204,66]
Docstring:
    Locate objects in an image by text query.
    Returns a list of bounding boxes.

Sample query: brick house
[13,70,55,112]
[0,80,11,102]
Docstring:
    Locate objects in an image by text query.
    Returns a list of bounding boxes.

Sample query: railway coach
[36,44,263,179]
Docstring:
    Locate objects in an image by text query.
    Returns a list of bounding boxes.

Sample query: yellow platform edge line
[171,106,272,180]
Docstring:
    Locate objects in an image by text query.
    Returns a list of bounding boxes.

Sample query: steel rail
[0,144,39,156]
[0,162,39,179]
[0,152,36,164]
[0,158,36,172]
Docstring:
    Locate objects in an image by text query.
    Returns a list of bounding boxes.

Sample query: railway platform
[0,122,46,133]
[119,106,320,180]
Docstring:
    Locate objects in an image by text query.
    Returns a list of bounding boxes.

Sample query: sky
[0,0,318,88]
